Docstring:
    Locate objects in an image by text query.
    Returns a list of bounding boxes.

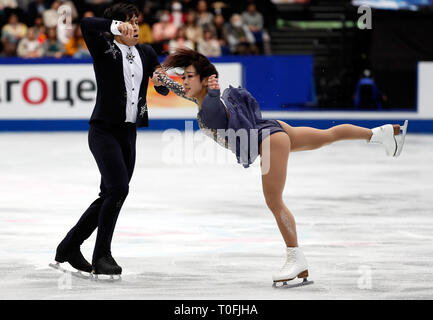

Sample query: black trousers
[60,121,137,263]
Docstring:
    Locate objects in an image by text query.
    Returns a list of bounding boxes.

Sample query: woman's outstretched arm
[152,69,198,104]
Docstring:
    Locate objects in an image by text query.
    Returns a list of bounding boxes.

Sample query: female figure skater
[152,48,408,286]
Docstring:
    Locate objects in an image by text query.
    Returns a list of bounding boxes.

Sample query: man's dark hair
[103,2,139,21]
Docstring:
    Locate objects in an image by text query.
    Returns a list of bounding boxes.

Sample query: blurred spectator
[169,1,185,28]
[212,13,228,54]
[33,14,46,43]
[241,2,266,53]
[17,26,44,57]
[152,9,177,54]
[168,26,193,53]
[226,13,258,55]
[43,0,60,28]
[354,69,385,109]
[196,0,213,30]
[82,10,94,18]
[181,0,196,12]
[197,29,221,57]
[137,10,152,44]
[184,9,202,50]
[26,0,50,23]
[43,26,64,58]
[84,0,112,17]
[0,0,18,10]
[64,23,89,58]
[1,12,27,56]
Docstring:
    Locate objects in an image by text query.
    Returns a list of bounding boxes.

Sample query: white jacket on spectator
[17,37,44,57]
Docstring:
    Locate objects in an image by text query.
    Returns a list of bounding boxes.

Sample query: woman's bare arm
[152,69,198,104]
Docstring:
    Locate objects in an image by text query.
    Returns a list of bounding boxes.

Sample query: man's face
[119,15,139,46]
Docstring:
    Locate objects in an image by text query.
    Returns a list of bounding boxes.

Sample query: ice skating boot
[369,120,408,157]
[53,243,92,273]
[272,247,313,288]
[92,255,122,281]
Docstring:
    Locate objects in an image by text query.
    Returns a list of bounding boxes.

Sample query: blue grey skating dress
[158,74,287,168]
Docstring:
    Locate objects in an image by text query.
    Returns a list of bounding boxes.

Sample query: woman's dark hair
[162,48,218,81]
[103,2,139,21]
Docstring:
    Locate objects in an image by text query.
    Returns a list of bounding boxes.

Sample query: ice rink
[0,130,432,300]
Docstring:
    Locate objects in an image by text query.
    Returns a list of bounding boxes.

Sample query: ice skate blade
[394,120,408,157]
[49,262,91,279]
[90,272,122,282]
[272,278,314,289]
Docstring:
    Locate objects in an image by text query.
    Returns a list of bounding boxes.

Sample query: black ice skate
[91,256,122,281]
[49,245,93,278]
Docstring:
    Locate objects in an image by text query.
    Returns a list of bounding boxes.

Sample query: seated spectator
[241,2,265,53]
[170,1,185,28]
[17,26,44,58]
[197,29,221,57]
[1,12,27,56]
[64,23,90,58]
[196,0,213,30]
[226,13,258,55]
[26,0,50,23]
[137,10,153,44]
[43,0,61,28]
[168,26,194,54]
[43,26,64,58]
[0,0,18,11]
[213,13,228,54]
[83,10,95,18]
[84,0,111,18]
[33,14,47,44]
[152,9,177,54]
[184,9,202,50]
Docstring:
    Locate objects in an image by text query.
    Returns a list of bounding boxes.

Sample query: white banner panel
[418,61,433,117]
[0,62,242,119]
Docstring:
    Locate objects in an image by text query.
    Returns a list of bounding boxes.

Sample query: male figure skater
[53,2,169,276]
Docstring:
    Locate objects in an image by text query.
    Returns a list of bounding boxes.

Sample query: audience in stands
[1,12,27,56]
[197,28,221,57]
[168,26,194,53]
[43,26,63,58]
[184,9,202,50]
[16,25,43,57]
[226,13,258,55]
[0,0,272,58]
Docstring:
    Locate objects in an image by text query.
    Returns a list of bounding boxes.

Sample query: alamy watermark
[57,4,73,30]
[357,265,373,289]
[357,5,372,30]
[161,121,271,175]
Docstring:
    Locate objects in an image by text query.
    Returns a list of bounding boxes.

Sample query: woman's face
[181,65,206,99]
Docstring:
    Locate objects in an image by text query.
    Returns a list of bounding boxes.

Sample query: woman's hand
[208,74,220,90]
[151,67,165,86]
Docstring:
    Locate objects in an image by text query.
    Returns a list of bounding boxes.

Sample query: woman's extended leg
[260,131,298,247]
[277,121,401,153]
[276,121,373,152]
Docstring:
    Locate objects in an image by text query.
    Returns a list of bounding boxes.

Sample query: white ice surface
[0,131,432,299]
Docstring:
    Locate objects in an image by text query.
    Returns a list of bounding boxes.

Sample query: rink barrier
[1,118,432,133]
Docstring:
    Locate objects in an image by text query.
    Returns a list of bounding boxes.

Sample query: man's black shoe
[93,256,122,275]
[55,244,93,273]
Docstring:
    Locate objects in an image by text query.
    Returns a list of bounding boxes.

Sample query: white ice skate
[369,120,408,157]
[272,247,313,288]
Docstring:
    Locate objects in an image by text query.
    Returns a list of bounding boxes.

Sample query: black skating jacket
[81,17,169,128]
